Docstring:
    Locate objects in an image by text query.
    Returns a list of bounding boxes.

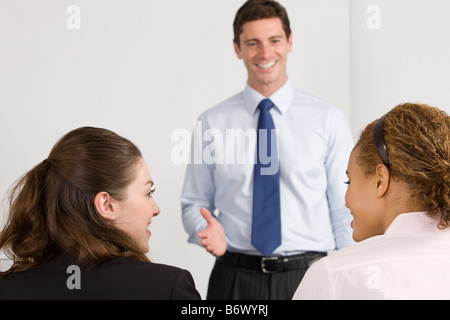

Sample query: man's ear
[287,32,293,52]
[94,191,117,221]
[375,164,390,198]
[233,40,243,59]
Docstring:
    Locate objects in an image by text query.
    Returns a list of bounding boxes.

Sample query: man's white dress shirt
[181,80,354,256]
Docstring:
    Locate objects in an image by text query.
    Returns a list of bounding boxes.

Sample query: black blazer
[0,255,201,300]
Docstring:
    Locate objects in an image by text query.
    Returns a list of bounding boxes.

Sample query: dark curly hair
[355,103,450,228]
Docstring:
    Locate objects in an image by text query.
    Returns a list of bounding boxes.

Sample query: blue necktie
[251,99,281,257]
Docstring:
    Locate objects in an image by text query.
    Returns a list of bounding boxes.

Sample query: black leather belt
[218,251,326,274]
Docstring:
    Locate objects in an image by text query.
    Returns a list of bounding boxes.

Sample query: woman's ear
[375,164,390,198]
[94,191,117,221]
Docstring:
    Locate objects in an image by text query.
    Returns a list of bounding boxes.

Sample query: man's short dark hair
[233,0,291,48]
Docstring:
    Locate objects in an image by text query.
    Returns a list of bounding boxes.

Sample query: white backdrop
[1,0,449,298]
[350,0,450,138]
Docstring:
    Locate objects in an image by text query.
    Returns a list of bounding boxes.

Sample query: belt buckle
[261,256,278,273]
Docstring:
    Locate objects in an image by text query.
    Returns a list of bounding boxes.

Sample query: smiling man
[181,0,354,300]
[234,16,292,97]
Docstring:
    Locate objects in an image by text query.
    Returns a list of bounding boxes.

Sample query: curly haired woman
[293,103,450,299]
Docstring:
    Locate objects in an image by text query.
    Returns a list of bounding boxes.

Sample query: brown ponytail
[0,127,148,276]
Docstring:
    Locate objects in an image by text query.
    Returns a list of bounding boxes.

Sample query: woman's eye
[147,187,156,197]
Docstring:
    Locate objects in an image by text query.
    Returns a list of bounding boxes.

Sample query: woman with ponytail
[293,103,450,299]
[0,126,200,300]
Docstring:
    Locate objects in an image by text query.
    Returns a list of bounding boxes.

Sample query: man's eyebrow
[243,35,284,43]
[269,35,284,39]
[243,38,260,44]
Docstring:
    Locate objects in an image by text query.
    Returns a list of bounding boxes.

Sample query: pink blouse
[293,212,450,299]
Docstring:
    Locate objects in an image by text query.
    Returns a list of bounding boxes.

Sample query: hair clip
[372,113,392,169]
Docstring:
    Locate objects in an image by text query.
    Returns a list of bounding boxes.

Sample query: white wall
[350,0,450,139]
[2,0,449,299]
[0,0,350,298]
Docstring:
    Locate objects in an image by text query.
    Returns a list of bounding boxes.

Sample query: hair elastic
[42,159,52,167]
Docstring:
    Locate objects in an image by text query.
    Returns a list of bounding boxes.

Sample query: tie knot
[258,99,273,112]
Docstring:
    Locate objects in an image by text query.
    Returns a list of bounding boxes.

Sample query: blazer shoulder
[93,258,201,299]
[0,256,201,300]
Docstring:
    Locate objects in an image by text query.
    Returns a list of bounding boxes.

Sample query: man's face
[234,17,292,96]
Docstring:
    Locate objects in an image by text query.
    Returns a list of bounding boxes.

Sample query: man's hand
[197,207,227,256]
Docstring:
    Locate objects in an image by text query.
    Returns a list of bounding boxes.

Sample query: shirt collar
[384,211,443,235]
[243,80,294,115]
